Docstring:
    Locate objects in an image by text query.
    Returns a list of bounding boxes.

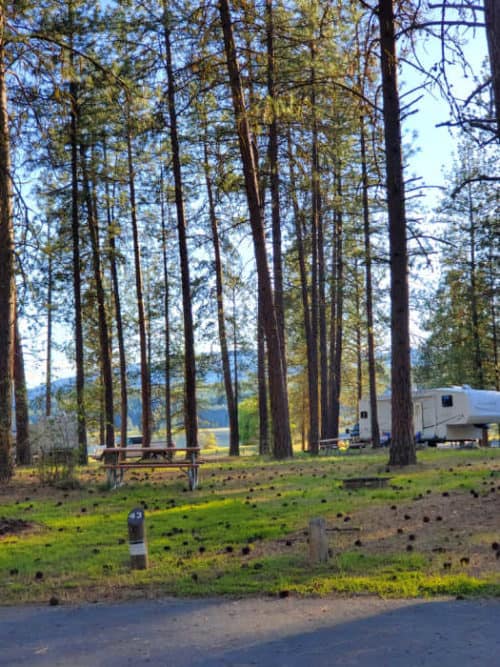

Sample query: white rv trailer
[359,386,500,445]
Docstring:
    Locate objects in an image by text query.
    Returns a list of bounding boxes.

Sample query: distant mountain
[27,349,257,429]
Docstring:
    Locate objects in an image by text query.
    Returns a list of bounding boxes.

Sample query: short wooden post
[309,517,329,564]
[128,508,148,569]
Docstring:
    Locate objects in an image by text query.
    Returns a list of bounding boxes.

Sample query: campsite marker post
[128,508,148,569]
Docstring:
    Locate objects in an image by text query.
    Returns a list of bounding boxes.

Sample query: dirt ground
[247,469,500,578]
[277,484,500,576]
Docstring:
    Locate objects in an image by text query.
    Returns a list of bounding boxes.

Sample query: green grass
[1,447,499,604]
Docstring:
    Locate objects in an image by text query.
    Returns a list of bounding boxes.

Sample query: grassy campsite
[1,446,499,606]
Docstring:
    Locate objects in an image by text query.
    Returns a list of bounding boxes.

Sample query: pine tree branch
[28,32,128,89]
[451,175,500,197]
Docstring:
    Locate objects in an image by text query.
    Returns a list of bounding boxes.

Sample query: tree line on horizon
[0,0,498,480]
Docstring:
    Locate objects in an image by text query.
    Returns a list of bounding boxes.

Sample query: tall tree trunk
[219,0,292,459]
[103,137,128,448]
[145,268,154,435]
[232,289,239,448]
[80,143,115,450]
[14,319,30,465]
[162,5,198,451]
[310,42,328,439]
[287,130,318,453]
[203,140,239,456]
[0,5,14,481]
[467,183,484,387]
[159,167,173,447]
[257,296,269,455]
[484,0,500,139]
[360,117,381,448]
[378,0,416,466]
[99,377,105,448]
[487,239,499,391]
[69,75,87,464]
[266,0,286,373]
[45,230,53,418]
[309,56,324,454]
[354,258,363,406]
[125,112,152,448]
[318,204,328,440]
[328,175,344,440]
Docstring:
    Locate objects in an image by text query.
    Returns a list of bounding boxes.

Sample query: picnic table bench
[318,438,345,453]
[318,437,366,453]
[101,446,203,490]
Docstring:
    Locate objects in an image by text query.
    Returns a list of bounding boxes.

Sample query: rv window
[360,411,368,419]
[441,395,453,408]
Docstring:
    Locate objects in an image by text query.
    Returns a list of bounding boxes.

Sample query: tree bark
[257,295,269,455]
[45,224,53,418]
[360,116,381,448]
[69,58,87,465]
[14,319,30,465]
[328,172,344,440]
[162,5,198,451]
[125,111,152,448]
[318,204,328,440]
[203,139,239,456]
[466,183,484,387]
[378,0,416,466]
[159,167,173,448]
[309,41,327,440]
[484,0,500,139]
[287,129,318,453]
[218,0,292,459]
[80,143,115,450]
[487,236,499,391]
[310,53,321,450]
[103,136,128,448]
[266,0,286,373]
[0,9,15,479]
[354,258,363,406]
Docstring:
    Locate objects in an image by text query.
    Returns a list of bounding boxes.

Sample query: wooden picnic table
[100,446,203,490]
[318,437,349,453]
[317,437,367,453]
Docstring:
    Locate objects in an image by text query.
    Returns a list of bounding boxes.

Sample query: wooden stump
[309,517,329,564]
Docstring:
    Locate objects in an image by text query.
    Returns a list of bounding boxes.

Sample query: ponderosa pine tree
[265,0,286,376]
[103,135,128,449]
[124,99,152,449]
[415,140,499,390]
[0,5,16,481]
[218,0,292,459]
[360,114,381,448]
[202,135,240,456]
[158,167,173,448]
[377,0,416,466]
[79,141,114,450]
[484,0,500,138]
[160,3,198,451]
[14,318,30,464]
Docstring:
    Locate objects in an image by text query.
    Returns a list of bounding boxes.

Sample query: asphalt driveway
[1,595,499,666]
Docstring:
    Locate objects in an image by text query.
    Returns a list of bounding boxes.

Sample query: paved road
[1,596,499,666]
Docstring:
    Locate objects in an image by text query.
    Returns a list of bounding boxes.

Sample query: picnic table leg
[106,466,124,489]
[106,467,115,488]
[188,465,199,491]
